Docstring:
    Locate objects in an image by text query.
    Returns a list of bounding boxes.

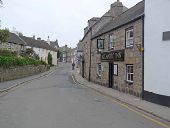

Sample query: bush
[48,52,52,66]
[0,56,47,68]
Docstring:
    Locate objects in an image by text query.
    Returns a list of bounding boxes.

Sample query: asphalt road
[0,64,168,128]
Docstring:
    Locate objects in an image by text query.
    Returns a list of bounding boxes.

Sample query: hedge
[0,56,46,68]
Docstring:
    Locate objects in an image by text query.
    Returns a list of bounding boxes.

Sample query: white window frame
[7,43,12,50]
[21,45,25,51]
[126,65,134,83]
[126,28,134,48]
[97,63,102,76]
[113,64,118,76]
[109,34,116,49]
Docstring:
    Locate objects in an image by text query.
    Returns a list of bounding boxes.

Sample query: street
[0,64,169,128]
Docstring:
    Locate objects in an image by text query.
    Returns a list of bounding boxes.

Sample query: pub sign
[101,50,125,62]
[97,39,104,49]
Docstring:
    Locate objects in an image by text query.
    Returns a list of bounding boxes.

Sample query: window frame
[126,64,134,83]
[97,63,102,76]
[109,34,116,49]
[7,42,12,50]
[113,64,118,76]
[125,27,134,48]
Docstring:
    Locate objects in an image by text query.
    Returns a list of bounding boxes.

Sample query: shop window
[113,64,118,76]
[126,28,134,48]
[109,34,116,49]
[97,63,102,76]
[126,65,134,83]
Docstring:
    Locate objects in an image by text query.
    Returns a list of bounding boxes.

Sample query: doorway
[109,63,113,88]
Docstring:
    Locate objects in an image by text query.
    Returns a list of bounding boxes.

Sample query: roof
[50,40,59,48]
[92,1,144,39]
[20,36,57,52]
[7,32,27,45]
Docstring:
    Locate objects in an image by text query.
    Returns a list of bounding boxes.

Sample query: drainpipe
[142,15,145,99]
[89,28,92,82]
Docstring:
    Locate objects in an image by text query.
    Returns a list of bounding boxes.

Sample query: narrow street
[0,64,168,128]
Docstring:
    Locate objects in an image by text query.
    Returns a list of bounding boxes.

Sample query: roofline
[92,14,144,39]
[81,15,113,41]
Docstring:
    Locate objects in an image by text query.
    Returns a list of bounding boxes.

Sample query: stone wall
[90,19,143,97]
[0,65,48,82]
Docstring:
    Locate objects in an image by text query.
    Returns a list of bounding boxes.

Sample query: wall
[144,0,170,97]
[51,51,58,65]
[91,19,143,97]
[0,65,48,82]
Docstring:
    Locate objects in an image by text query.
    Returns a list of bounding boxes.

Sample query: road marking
[71,75,170,128]
[95,91,170,128]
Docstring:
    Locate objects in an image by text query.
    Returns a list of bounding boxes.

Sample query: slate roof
[50,40,59,48]
[20,36,57,52]
[92,1,144,39]
[7,32,26,45]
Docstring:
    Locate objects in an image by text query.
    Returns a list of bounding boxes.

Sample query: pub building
[89,1,144,97]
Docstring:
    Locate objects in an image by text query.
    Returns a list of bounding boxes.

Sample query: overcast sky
[0,0,141,48]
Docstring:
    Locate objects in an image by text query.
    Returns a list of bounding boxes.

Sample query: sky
[0,0,141,48]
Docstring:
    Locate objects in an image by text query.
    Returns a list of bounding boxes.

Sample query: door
[109,63,113,88]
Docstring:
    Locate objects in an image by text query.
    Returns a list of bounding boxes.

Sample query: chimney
[37,37,41,41]
[33,35,35,39]
[88,17,100,28]
[47,36,50,45]
[110,0,124,17]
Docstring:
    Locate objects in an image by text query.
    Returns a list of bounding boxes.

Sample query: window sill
[125,80,134,85]
[125,46,134,49]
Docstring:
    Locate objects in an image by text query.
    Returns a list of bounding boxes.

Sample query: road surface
[0,63,169,128]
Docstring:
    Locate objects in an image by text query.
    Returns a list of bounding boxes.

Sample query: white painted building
[144,0,170,106]
[20,36,58,66]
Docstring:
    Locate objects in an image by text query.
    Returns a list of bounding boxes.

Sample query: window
[109,34,116,49]
[8,43,12,49]
[97,63,102,76]
[126,28,134,48]
[126,65,134,83]
[114,64,118,76]
[21,45,25,51]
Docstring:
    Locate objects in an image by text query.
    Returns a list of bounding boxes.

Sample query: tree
[48,52,52,66]
[0,29,9,42]
[0,0,3,6]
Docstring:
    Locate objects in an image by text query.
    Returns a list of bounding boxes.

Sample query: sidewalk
[72,68,170,122]
[0,66,58,92]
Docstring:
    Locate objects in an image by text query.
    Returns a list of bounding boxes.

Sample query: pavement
[0,63,169,128]
[72,68,170,122]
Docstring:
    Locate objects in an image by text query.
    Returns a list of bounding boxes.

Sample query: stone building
[90,1,144,97]
[79,0,144,97]
[0,32,26,54]
[80,0,127,80]
[59,45,73,63]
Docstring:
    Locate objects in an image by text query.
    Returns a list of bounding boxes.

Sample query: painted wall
[144,0,170,96]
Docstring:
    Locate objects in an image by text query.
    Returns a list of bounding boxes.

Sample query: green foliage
[0,29,9,42]
[26,48,34,55]
[47,52,52,66]
[0,56,47,68]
